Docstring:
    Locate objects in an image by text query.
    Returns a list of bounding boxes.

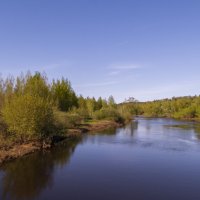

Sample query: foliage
[24,72,50,99]
[54,110,82,130]
[0,71,132,146]
[51,78,78,111]
[94,107,124,123]
[108,95,116,107]
[0,72,55,142]
[3,71,200,148]
[126,96,200,120]
[2,94,54,141]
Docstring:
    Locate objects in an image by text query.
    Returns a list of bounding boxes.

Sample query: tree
[108,95,116,108]
[2,94,54,141]
[0,76,5,109]
[86,97,96,117]
[51,78,78,111]
[24,72,50,99]
[2,72,54,142]
[96,97,103,110]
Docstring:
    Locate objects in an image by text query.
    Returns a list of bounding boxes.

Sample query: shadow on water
[0,138,82,200]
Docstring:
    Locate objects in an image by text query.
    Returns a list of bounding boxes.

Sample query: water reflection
[194,126,200,139]
[1,118,200,200]
[121,120,138,136]
[87,121,139,146]
[92,127,117,135]
[164,122,200,140]
[0,138,81,200]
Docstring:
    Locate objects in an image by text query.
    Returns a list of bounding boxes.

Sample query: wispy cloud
[1,60,71,76]
[35,60,71,71]
[108,71,120,76]
[107,63,141,76]
[110,65,140,70]
[74,81,117,88]
[128,80,200,101]
[39,63,61,71]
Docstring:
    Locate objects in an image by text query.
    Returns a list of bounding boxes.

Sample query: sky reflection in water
[1,118,200,200]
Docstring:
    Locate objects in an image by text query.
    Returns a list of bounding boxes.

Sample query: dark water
[1,118,200,200]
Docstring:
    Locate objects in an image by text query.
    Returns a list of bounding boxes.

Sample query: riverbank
[0,120,123,166]
[137,115,200,122]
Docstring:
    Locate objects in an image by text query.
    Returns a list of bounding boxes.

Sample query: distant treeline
[126,96,200,119]
[0,72,132,146]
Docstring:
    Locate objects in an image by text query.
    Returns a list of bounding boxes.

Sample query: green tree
[86,97,96,117]
[108,95,116,108]
[96,97,103,110]
[51,78,78,111]
[24,72,50,99]
[2,94,54,142]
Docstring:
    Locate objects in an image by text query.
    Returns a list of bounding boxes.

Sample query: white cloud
[112,65,139,70]
[74,81,117,88]
[107,63,141,77]
[110,65,140,70]
[107,71,120,76]
[35,60,71,71]
[127,80,200,101]
[0,60,71,77]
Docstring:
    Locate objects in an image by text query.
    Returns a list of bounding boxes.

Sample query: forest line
[0,72,132,149]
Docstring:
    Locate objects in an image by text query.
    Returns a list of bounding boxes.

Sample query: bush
[75,108,90,119]
[173,106,197,119]
[2,94,54,142]
[54,110,82,129]
[117,105,133,122]
[94,107,125,123]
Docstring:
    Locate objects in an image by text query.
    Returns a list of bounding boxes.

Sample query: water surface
[1,117,200,200]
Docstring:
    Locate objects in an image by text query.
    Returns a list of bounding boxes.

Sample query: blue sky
[0,0,200,102]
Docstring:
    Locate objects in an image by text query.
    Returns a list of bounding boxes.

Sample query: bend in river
[1,117,200,200]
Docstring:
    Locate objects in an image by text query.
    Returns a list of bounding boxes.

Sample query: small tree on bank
[2,94,54,142]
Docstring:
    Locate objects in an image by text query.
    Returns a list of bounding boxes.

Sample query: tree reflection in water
[194,125,200,140]
[0,138,81,200]
[164,122,200,141]
[121,120,138,136]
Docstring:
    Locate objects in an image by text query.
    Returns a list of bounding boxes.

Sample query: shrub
[54,110,82,129]
[94,107,124,123]
[75,108,90,119]
[173,106,197,119]
[2,94,54,142]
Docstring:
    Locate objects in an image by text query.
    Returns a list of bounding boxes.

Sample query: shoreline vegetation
[126,95,200,121]
[0,119,123,166]
[1,72,200,165]
[0,72,132,165]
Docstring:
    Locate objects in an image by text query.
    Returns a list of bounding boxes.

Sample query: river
[1,117,200,200]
